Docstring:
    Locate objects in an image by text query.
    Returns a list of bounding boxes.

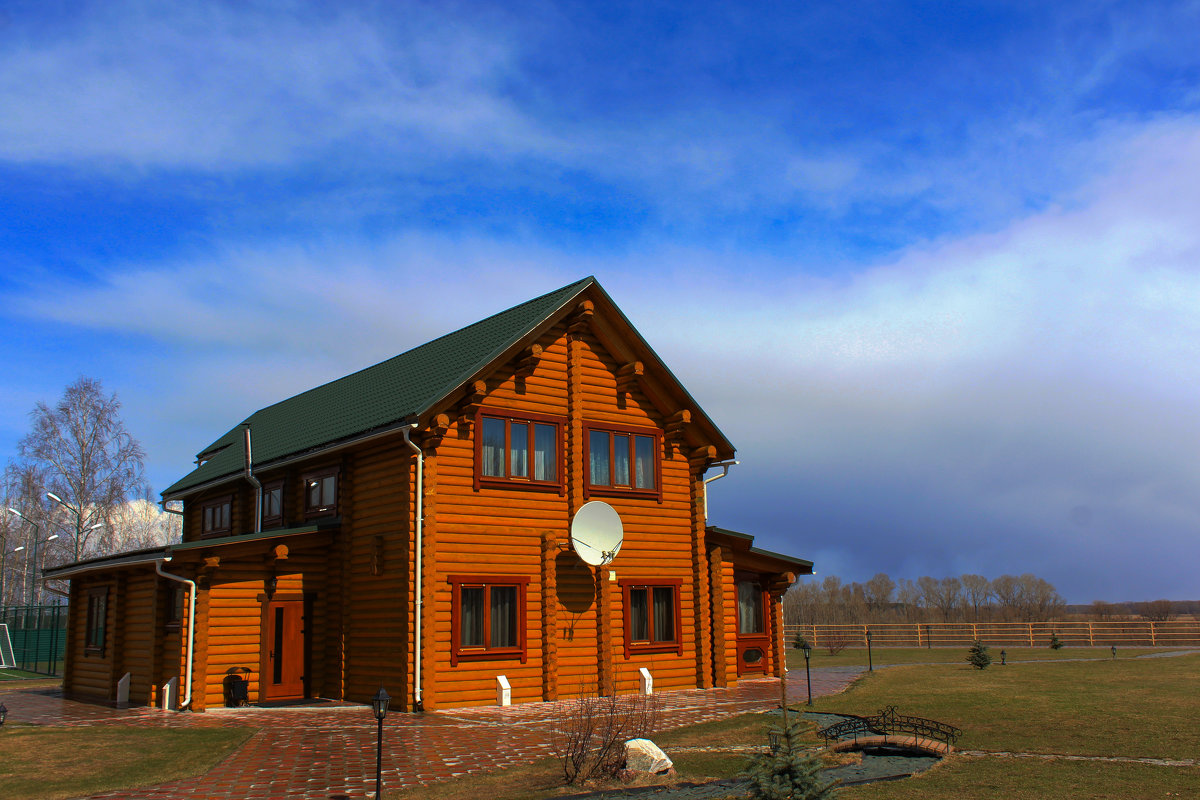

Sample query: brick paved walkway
[0,667,862,799]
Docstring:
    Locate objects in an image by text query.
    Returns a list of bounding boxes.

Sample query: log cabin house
[45,277,812,712]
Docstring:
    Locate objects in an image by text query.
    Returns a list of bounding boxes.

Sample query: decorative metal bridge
[817,706,962,747]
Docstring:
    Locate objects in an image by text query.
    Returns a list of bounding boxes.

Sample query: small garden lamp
[1000,649,1006,666]
[1111,645,1117,660]
[371,686,390,798]
[865,628,873,672]
[802,643,813,706]
[0,702,7,727]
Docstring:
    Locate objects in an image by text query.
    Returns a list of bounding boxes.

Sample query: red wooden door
[262,600,305,700]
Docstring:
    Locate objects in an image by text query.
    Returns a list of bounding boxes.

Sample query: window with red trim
[737,580,767,635]
[200,495,232,537]
[261,479,284,528]
[475,409,563,491]
[303,467,338,517]
[586,424,661,500]
[620,579,682,657]
[449,575,530,666]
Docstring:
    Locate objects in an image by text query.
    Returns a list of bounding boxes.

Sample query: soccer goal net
[0,623,17,669]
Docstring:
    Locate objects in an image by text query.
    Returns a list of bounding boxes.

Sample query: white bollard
[639,667,653,696]
[496,674,511,706]
[161,676,178,711]
[116,672,130,705]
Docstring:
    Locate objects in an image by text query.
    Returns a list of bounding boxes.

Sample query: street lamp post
[802,643,813,706]
[7,509,62,606]
[10,546,27,606]
[371,687,390,799]
[866,628,873,672]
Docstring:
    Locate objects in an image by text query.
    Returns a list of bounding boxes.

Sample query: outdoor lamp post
[371,686,390,798]
[1000,649,1006,666]
[1111,645,1117,660]
[865,628,873,672]
[10,546,27,606]
[802,644,813,706]
[0,702,7,727]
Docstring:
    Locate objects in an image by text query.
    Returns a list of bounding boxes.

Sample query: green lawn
[0,725,255,800]
[785,645,1175,670]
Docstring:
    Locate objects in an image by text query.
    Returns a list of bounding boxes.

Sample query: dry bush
[551,689,661,785]
[824,630,850,655]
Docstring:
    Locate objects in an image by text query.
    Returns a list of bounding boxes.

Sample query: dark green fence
[1,605,67,676]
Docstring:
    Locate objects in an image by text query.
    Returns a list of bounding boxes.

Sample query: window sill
[477,478,564,494]
[451,647,527,666]
[587,486,661,502]
[626,642,682,657]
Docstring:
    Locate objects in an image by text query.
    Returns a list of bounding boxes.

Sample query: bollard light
[1000,649,1006,666]
[371,687,390,798]
[1111,645,1116,660]
[866,629,873,672]
[0,702,7,726]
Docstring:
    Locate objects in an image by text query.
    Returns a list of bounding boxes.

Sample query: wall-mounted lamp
[264,576,277,598]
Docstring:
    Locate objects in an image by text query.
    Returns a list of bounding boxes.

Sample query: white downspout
[156,557,196,711]
[242,425,262,533]
[401,423,424,709]
[702,460,739,521]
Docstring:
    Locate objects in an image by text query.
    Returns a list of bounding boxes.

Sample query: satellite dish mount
[570,501,624,567]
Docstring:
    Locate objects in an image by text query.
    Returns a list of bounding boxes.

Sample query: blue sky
[3,0,1200,602]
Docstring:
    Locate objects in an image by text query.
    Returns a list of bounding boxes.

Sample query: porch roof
[706,525,814,575]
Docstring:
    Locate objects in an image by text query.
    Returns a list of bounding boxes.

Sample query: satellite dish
[570,501,624,566]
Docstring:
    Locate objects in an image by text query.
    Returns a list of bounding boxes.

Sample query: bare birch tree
[13,377,147,562]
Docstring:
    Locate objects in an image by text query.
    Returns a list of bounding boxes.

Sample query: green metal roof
[162,277,595,497]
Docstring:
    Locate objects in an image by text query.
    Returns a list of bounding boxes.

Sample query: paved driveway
[0,668,863,799]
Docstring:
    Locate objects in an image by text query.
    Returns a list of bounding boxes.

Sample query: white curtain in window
[461,587,484,647]
[482,418,506,477]
[533,424,555,481]
[589,430,610,485]
[653,587,674,643]
[634,436,654,490]
[490,586,517,647]
[738,581,764,634]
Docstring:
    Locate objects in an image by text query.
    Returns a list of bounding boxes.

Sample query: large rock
[624,738,673,774]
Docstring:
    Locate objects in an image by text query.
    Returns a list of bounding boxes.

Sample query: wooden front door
[735,578,770,676]
[262,599,306,701]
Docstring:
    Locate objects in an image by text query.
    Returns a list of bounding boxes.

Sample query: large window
[303,467,338,517]
[449,575,529,666]
[201,495,232,537]
[620,579,682,657]
[475,410,562,491]
[586,425,660,500]
[85,587,108,655]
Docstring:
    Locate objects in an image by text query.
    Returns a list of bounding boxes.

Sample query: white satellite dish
[570,501,624,566]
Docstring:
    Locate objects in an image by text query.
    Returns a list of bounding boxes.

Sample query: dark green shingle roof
[162,277,595,497]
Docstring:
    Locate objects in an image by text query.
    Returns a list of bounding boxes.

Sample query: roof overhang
[42,521,340,581]
[706,525,814,576]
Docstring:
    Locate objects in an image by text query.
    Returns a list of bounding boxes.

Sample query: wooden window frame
[200,494,233,538]
[584,423,663,502]
[474,408,565,494]
[164,584,184,631]
[736,576,768,636]
[448,574,530,667]
[619,578,683,658]
[302,466,339,518]
[261,479,285,529]
[85,587,108,655]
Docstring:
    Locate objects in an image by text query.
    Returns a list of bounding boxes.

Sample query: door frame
[258,592,309,702]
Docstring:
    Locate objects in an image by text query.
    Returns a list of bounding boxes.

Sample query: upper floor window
[304,467,338,517]
[586,424,660,499]
[262,479,284,528]
[475,410,562,491]
[201,495,232,537]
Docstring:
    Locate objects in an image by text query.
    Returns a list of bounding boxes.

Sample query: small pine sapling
[792,632,810,650]
[966,639,992,669]
[742,718,839,800]
[1049,632,1064,650]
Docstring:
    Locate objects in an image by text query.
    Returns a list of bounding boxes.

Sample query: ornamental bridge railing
[818,706,963,747]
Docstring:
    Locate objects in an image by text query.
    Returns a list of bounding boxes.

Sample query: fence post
[1027,623,1033,647]
[1149,621,1156,646]
[1088,621,1094,647]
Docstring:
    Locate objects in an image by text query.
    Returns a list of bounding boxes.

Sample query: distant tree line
[784,573,1066,625]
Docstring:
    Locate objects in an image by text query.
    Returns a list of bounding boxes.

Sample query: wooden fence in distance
[784,620,1200,649]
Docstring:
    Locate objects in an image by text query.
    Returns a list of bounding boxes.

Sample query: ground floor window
[620,579,683,657]
[737,579,766,634]
[448,575,529,666]
[85,587,107,655]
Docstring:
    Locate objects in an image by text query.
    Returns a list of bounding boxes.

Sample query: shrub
[966,639,992,670]
[824,630,850,656]
[742,719,839,800]
[792,632,810,650]
[551,689,661,785]
[1049,632,1064,650]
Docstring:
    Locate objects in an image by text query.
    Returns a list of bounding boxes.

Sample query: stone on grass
[624,738,673,774]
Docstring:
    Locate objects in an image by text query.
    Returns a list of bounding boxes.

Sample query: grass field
[784,645,1172,670]
[0,725,255,800]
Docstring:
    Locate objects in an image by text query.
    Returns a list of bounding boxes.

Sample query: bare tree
[991,574,1021,621]
[896,578,922,622]
[864,572,895,612]
[961,574,992,621]
[1135,599,1174,622]
[1089,600,1117,620]
[1015,574,1064,621]
[13,377,147,562]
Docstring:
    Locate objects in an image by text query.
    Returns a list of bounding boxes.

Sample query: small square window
[449,575,530,666]
[200,495,233,537]
[620,579,682,657]
[303,468,339,517]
